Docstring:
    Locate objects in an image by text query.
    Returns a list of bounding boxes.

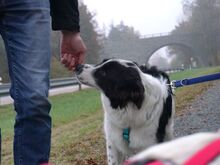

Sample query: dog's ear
[127,79,145,109]
[108,78,145,109]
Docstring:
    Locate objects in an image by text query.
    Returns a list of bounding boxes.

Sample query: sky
[82,0,184,36]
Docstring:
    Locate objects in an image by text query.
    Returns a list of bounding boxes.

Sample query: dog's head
[75,59,145,109]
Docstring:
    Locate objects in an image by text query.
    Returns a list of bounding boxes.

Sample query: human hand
[60,31,87,70]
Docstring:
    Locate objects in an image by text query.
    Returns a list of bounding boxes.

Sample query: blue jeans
[0,0,52,164]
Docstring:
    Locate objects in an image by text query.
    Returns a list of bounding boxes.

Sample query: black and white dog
[75,59,174,165]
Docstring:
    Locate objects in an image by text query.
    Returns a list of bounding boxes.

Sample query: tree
[148,52,170,69]
[190,0,220,65]
[169,0,220,66]
[167,21,195,66]
[79,3,103,64]
[103,22,143,63]
[108,22,140,41]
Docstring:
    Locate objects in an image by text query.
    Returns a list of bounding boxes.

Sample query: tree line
[1,0,219,82]
[168,0,220,66]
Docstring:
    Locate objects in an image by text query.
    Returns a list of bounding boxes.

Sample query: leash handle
[171,72,220,88]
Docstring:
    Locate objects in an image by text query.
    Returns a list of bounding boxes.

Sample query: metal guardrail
[50,77,79,89]
[0,84,10,97]
[0,77,80,97]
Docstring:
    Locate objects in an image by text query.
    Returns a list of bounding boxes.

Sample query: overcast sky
[82,0,184,35]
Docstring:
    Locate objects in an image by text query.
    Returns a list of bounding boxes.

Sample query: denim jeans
[0,0,52,164]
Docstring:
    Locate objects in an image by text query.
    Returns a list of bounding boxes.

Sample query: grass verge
[0,66,220,164]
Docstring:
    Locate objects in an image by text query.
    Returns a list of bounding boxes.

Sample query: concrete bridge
[138,32,205,65]
[103,32,209,66]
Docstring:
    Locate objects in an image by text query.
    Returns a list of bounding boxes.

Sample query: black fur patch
[140,65,173,95]
[139,65,173,142]
[139,65,171,85]
[156,94,172,143]
[94,61,145,109]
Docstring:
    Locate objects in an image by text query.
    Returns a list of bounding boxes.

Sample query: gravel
[174,81,220,137]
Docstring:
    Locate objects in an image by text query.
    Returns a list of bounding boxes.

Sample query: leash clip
[170,80,176,89]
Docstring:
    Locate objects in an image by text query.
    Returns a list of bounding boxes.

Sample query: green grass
[170,66,220,80]
[1,66,220,164]
[0,105,15,137]
[0,89,102,138]
[50,89,101,127]
[0,88,103,165]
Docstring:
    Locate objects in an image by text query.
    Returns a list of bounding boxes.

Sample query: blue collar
[123,128,130,143]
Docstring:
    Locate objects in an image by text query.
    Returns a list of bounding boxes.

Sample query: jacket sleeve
[50,0,80,32]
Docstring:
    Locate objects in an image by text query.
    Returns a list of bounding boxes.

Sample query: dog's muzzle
[75,64,84,75]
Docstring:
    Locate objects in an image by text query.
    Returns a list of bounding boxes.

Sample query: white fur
[76,59,174,165]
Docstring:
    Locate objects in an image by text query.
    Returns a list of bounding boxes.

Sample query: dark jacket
[49,0,80,32]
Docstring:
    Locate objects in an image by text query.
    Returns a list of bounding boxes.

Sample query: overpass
[103,32,212,66]
[138,32,205,65]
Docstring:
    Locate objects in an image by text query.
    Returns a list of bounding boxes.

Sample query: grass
[170,66,220,116]
[0,89,104,165]
[50,89,101,127]
[0,66,220,164]
[0,106,15,138]
[170,66,220,80]
[0,89,101,138]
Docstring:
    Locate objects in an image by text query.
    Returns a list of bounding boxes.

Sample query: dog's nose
[75,64,84,74]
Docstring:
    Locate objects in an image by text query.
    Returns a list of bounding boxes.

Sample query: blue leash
[171,73,220,88]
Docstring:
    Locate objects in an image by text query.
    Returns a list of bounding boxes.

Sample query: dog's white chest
[101,94,153,127]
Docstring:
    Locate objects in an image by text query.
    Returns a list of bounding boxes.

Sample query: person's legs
[0,0,51,164]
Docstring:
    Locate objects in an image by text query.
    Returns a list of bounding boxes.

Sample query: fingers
[61,53,76,71]
[61,52,85,71]
[60,32,87,71]
[61,53,68,64]
[78,52,85,64]
[69,58,76,70]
